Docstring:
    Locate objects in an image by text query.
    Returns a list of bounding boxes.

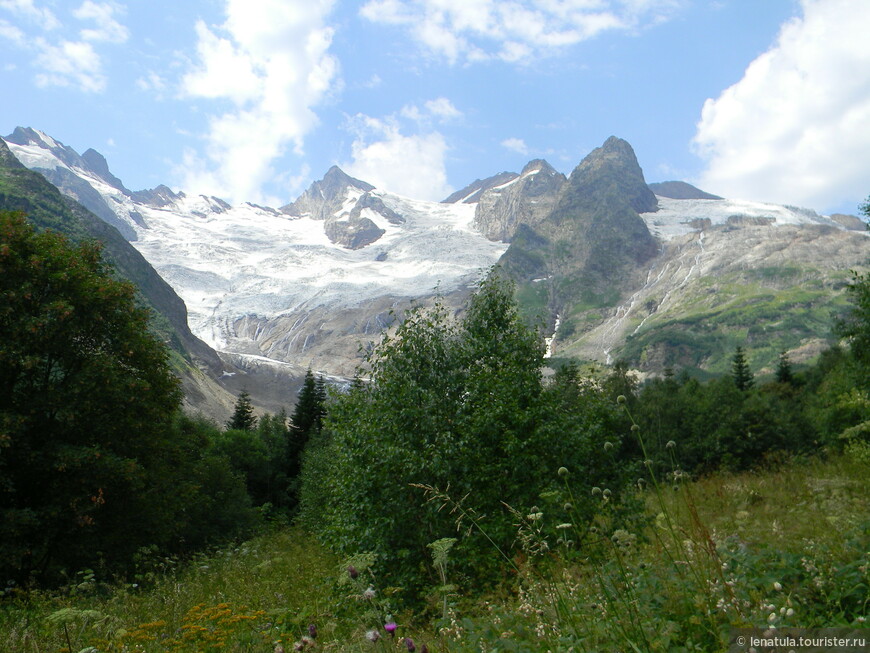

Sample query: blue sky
[1,0,868,215]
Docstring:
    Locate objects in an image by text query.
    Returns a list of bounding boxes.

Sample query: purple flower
[384,621,397,637]
[348,565,359,579]
[308,623,317,639]
[404,637,416,651]
[421,645,429,653]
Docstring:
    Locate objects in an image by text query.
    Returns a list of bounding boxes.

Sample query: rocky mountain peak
[649,181,722,201]
[281,166,374,220]
[81,148,129,194]
[0,137,25,169]
[567,136,658,214]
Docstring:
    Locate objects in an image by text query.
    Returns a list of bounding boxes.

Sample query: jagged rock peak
[281,165,374,219]
[81,148,129,193]
[569,136,658,214]
[131,184,184,208]
[520,158,557,175]
[442,171,519,204]
[6,126,84,170]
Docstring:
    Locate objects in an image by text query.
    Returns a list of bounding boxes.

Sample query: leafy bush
[300,273,635,599]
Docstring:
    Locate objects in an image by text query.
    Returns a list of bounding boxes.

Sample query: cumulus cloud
[178,0,339,204]
[1,1,127,92]
[693,0,870,212]
[359,0,683,64]
[33,38,106,92]
[344,112,452,200]
[74,1,129,44]
[501,137,528,155]
[0,0,60,31]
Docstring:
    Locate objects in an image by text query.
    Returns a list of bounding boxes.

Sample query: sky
[1,0,869,216]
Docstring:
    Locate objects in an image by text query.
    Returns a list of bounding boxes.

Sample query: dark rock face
[324,215,385,250]
[473,159,566,242]
[498,136,660,313]
[351,192,404,225]
[81,148,129,193]
[648,181,723,200]
[131,184,184,208]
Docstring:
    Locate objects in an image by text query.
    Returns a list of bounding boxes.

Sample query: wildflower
[666,440,676,449]
[604,441,614,451]
[786,608,794,617]
[768,613,777,623]
[385,621,397,637]
[404,637,416,651]
[591,487,602,496]
[421,646,429,653]
[617,395,627,404]
[275,646,285,653]
[773,581,782,591]
[308,624,317,639]
[563,502,573,511]
[363,586,376,599]
[348,565,359,580]
[630,424,640,432]
[602,488,612,498]
[558,466,569,477]
[556,523,573,530]
[366,629,380,642]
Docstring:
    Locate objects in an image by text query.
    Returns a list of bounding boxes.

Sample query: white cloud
[179,0,339,204]
[33,38,106,92]
[0,0,60,31]
[501,137,528,155]
[425,97,462,121]
[359,0,683,64]
[73,1,129,44]
[0,17,25,45]
[693,0,870,212]
[344,113,452,200]
[0,1,127,92]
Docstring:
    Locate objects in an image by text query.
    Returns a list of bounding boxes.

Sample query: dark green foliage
[836,269,870,382]
[731,346,754,391]
[300,273,631,598]
[226,391,257,431]
[209,412,294,511]
[775,351,795,385]
[0,212,254,585]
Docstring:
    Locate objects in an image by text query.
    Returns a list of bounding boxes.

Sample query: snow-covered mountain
[5,126,868,381]
[4,128,507,376]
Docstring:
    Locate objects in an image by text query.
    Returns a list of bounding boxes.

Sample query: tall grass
[1,451,866,651]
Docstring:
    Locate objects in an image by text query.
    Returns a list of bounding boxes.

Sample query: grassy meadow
[2,451,866,652]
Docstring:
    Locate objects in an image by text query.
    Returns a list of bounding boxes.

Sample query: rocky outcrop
[442,171,518,204]
[281,166,373,220]
[324,215,385,250]
[472,159,565,242]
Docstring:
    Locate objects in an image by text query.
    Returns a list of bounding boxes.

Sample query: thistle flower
[308,624,317,639]
[366,629,380,642]
[384,621,397,637]
[404,637,416,651]
[348,565,359,580]
[363,586,376,599]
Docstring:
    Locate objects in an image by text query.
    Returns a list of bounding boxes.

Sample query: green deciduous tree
[300,273,629,598]
[0,212,182,583]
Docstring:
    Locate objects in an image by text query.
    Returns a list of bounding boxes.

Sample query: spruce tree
[775,350,795,385]
[288,370,327,478]
[227,390,257,431]
[731,346,754,391]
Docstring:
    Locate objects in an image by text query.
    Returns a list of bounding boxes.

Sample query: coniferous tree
[227,390,257,431]
[731,346,754,391]
[775,350,795,385]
